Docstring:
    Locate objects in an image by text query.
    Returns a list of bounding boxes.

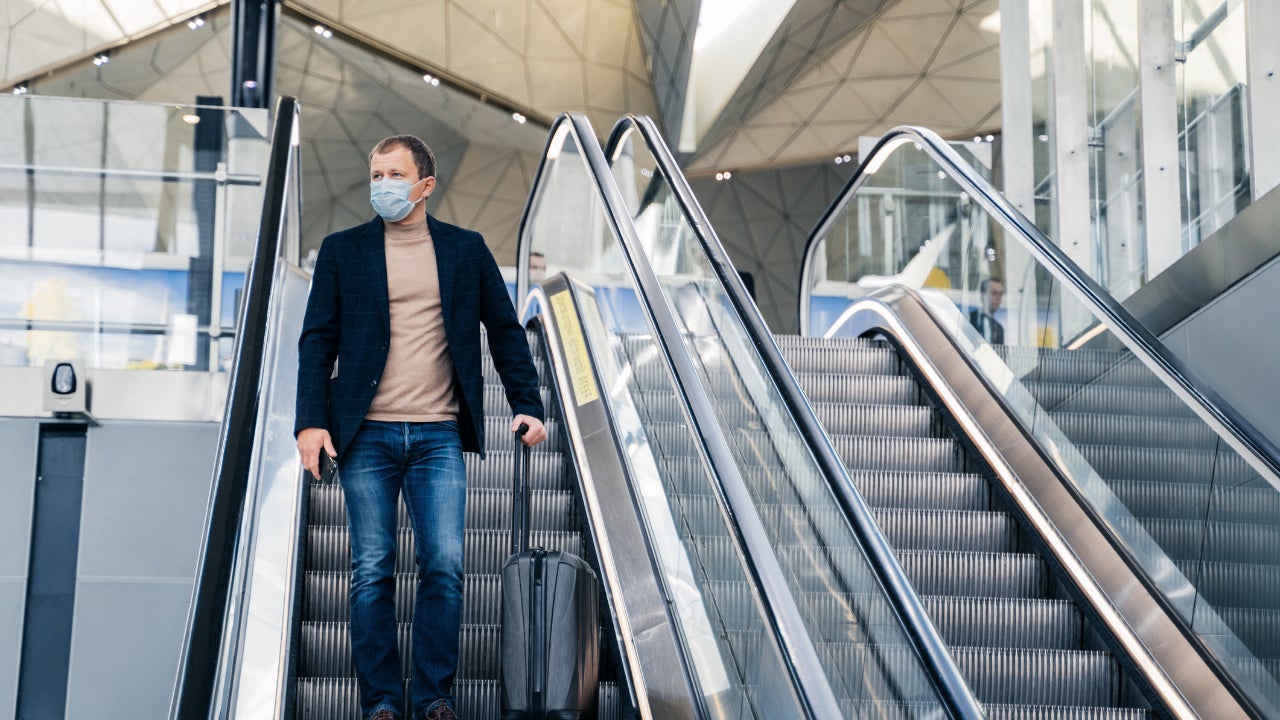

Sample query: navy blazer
[295,214,544,458]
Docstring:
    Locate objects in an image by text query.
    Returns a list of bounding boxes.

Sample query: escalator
[173,98,1280,719]
[587,116,1280,718]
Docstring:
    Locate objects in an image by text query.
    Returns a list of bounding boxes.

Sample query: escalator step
[483,385,552,418]
[1125,516,1280,565]
[896,550,1047,599]
[1178,559,1280,611]
[951,647,1124,707]
[300,622,500,679]
[983,704,1150,719]
[995,347,1162,389]
[775,334,882,351]
[872,508,1017,553]
[777,344,901,375]
[303,572,502,626]
[464,450,572,491]
[922,596,1082,650]
[852,470,991,511]
[830,435,965,474]
[1018,382,1192,418]
[792,372,921,405]
[1079,445,1259,487]
[1049,412,1216,450]
[809,402,936,437]
[294,678,622,720]
[1107,478,1280,525]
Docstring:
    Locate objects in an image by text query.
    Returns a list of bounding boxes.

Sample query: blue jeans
[340,419,467,720]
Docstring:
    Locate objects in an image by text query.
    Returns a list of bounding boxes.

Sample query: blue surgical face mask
[369,178,425,222]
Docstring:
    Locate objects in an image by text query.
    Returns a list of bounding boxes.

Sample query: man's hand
[297,427,337,480]
[511,415,547,446]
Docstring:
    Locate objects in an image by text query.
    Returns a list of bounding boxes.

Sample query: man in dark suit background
[295,135,546,720]
[969,276,1005,344]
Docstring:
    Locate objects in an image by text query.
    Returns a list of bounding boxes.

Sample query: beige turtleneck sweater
[365,219,459,421]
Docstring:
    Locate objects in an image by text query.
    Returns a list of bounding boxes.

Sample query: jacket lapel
[358,217,391,331]
[429,214,456,321]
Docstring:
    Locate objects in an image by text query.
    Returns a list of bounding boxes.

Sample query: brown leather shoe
[422,704,457,720]
[371,710,400,720]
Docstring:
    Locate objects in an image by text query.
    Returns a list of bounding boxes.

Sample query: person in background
[969,276,1005,344]
[295,134,547,720]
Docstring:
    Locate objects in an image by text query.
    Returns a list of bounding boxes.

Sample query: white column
[1000,0,1035,217]
[1139,0,1183,278]
[1246,0,1280,200]
[1050,0,1094,276]
[999,0,1037,347]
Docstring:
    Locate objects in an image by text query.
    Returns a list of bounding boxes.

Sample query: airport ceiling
[4,0,1001,173]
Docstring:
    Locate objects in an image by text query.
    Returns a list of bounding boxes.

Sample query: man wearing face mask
[295,135,547,720]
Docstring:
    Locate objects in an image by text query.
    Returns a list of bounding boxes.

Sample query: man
[968,276,1005,344]
[528,250,547,284]
[295,135,547,720]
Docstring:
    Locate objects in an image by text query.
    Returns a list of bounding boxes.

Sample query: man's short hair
[370,135,437,181]
[980,277,1004,292]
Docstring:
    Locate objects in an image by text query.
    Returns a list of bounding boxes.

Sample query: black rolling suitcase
[500,425,599,720]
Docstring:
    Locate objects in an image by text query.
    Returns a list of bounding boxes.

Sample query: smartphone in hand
[321,453,338,483]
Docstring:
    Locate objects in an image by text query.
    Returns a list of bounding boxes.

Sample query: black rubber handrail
[169,96,299,720]
[519,114,843,719]
[800,125,1280,492]
[603,115,983,719]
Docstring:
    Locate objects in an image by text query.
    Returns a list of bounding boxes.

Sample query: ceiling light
[13,83,29,95]
[182,113,200,125]
[324,30,332,38]
[715,171,732,181]
[314,24,325,34]
[93,53,110,66]
[512,112,526,124]
[986,134,995,142]
[843,155,852,163]
[980,11,1001,34]
[187,16,205,29]
[423,74,440,86]
[973,136,982,143]
[1038,134,1049,142]
[834,156,843,165]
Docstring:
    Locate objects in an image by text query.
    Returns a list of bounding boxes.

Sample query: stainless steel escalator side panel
[839,285,1250,720]
[523,280,698,720]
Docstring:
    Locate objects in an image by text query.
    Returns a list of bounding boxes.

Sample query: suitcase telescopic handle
[511,423,532,555]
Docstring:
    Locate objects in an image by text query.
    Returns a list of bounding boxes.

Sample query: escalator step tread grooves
[295,678,620,719]
[296,329,622,720]
[779,335,1154,715]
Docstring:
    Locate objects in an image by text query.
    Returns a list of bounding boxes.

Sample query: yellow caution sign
[550,291,599,406]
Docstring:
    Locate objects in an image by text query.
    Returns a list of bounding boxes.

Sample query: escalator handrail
[520,113,843,719]
[169,96,300,720]
[799,124,1280,492]
[604,115,983,720]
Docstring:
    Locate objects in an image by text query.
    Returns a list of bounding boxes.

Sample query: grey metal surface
[0,419,38,719]
[60,420,219,719]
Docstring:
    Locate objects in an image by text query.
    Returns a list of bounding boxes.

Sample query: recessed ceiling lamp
[13,83,29,95]
[92,52,110,66]
[182,113,201,124]
[187,15,205,29]
[715,171,732,181]
[313,24,333,38]
[512,112,527,124]
[423,73,440,86]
